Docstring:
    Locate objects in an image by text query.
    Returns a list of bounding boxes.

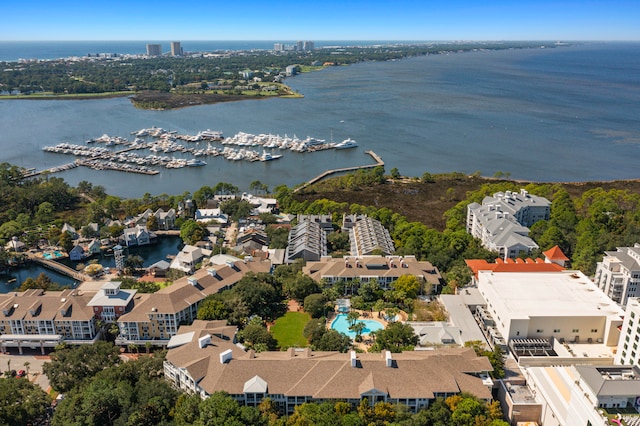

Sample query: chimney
[188,277,198,287]
[220,349,233,364]
[207,268,217,277]
[385,351,393,367]
[198,334,212,348]
[350,350,357,368]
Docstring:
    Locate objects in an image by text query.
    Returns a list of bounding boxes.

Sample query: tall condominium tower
[171,41,182,56]
[146,44,162,56]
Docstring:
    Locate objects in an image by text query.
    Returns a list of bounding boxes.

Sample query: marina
[37,128,359,176]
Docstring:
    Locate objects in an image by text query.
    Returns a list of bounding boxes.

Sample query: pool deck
[327,308,407,352]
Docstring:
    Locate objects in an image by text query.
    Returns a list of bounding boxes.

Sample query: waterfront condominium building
[171,41,182,56]
[466,189,550,260]
[146,43,162,56]
[595,244,640,307]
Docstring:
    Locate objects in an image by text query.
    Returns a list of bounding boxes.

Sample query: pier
[22,161,79,178]
[294,150,384,193]
[27,252,91,282]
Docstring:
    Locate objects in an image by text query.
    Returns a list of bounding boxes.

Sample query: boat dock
[294,150,384,193]
[22,162,79,178]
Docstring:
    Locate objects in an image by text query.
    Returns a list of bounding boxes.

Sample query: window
[591,329,598,333]
[572,329,579,333]
[536,329,544,333]
[553,329,560,333]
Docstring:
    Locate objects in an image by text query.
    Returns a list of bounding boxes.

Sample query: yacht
[186,159,207,167]
[197,129,223,139]
[260,151,283,161]
[334,138,358,150]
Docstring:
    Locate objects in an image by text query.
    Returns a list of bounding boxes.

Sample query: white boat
[260,151,283,162]
[334,138,358,149]
[186,159,207,167]
[198,129,223,139]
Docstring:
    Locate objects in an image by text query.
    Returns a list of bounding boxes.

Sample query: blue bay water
[0,42,639,200]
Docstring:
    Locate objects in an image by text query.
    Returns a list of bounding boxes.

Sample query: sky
[1,0,638,41]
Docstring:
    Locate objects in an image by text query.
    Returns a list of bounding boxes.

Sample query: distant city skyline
[1,0,639,41]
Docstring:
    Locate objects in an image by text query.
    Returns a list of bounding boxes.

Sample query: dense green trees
[180,219,209,245]
[303,318,351,352]
[43,341,121,393]
[282,273,321,302]
[0,377,51,426]
[370,322,419,353]
[197,295,231,320]
[52,353,179,426]
[17,272,63,291]
[303,293,328,318]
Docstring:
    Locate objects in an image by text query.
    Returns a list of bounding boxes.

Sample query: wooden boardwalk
[27,252,91,282]
[294,150,384,193]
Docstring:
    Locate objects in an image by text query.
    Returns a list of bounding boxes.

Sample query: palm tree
[347,310,360,329]
[145,342,152,355]
[128,343,138,355]
[23,361,30,377]
[108,323,120,338]
[350,322,366,343]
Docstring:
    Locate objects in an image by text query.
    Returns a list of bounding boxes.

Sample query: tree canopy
[43,340,121,393]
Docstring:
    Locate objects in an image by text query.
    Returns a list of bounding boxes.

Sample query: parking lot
[0,348,52,392]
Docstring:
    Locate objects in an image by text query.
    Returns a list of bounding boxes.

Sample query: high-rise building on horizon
[171,41,182,56]
[146,43,162,56]
[296,41,315,51]
[273,43,284,52]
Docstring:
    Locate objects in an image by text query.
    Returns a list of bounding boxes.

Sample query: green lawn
[270,311,311,349]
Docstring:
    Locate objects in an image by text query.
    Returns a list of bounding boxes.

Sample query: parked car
[16,369,26,378]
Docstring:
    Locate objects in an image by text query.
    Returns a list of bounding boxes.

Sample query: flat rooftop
[477,270,624,319]
[439,291,489,345]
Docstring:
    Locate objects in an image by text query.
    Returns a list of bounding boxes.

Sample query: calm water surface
[0,42,639,199]
[0,236,182,293]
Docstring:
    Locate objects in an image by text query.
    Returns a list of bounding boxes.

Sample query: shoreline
[0,87,303,110]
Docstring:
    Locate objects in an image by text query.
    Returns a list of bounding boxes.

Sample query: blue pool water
[42,251,63,260]
[331,314,384,338]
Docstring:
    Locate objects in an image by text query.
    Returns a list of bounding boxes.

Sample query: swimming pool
[42,250,63,260]
[331,314,384,338]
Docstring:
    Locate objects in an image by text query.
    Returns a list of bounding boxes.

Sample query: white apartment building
[466,189,550,259]
[477,270,624,346]
[616,298,640,366]
[523,364,640,426]
[595,244,640,307]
